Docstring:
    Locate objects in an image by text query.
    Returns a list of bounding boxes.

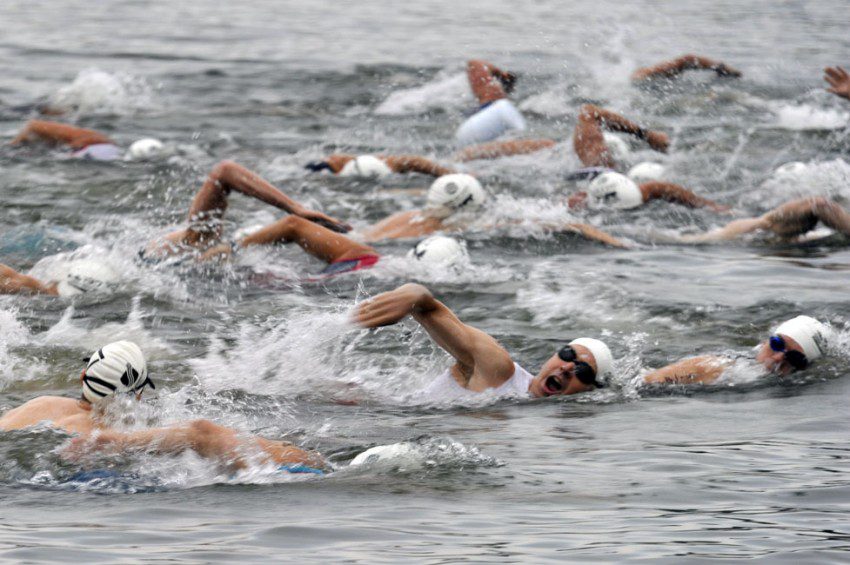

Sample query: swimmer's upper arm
[413,295,514,380]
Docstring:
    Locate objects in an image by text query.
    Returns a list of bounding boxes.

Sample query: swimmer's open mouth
[543,374,565,395]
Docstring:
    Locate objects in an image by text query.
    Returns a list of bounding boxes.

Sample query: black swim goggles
[768,335,809,370]
[555,345,600,388]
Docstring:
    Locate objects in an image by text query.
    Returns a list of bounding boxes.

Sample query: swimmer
[455,104,670,170]
[566,171,728,212]
[824,66,850,102]
[0,340,326,472]
[305,154,455,178]
[631,54,742,82]
[356,173,629,247]
[455,59,526,147]
[355,283,615,400]
[11,119,164,161]
[643,316,829,385]
[0,259,118,297]
[141,160,368,269]
[680,197,850,243]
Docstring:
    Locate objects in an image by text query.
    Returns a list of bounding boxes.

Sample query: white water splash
[374,71,471,115]
[48,68,157,115]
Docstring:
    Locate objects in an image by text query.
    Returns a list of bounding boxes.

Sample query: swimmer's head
[627,161,666,183]
[426,174,487,217]
[408,235,469,268]
[602,132,631,163]
[125,138,164,161]
[339,155,392,179]
[756,315,828,375]
[81,340,154,404]
[587,172,644,210]
[56,260,120,297]
[530,337,614,397]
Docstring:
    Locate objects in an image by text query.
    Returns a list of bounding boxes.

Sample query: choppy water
[1,0,849,561]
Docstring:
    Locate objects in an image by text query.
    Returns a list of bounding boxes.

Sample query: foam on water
[47,68,157,115]
[35,297,173,358]
[0,307,44,388]
[756,158,850,207]
[772,102,849,130]
[374,71,472,116]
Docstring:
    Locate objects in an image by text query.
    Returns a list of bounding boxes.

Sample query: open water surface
[0,0,849,561]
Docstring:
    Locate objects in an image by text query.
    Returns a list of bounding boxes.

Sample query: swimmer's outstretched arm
[64,419,327,472]
[573,104,669,168]
[631,54,742,82]
[10,119,113,150]
[824,66,850,101]
[678,217,768,243]
[198,215,376,264]
[0,263,58,296]
[642,355,730,385]
[454,139,557,162]
[560,223,631,248]
[355,283,515,385]
[640,181,730,212]
[467,59,516,105]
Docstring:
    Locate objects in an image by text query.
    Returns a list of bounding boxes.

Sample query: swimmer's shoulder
[0,396,81,431]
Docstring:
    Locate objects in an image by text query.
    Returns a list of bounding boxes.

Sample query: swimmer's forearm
[581,105,647,139]
[562,223,630,248]
[383,155,454,177]
[641,182,728,211]
[643,356,729,385]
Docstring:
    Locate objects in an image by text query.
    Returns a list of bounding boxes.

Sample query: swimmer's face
[529,345,597,398]
[756,333,805,376]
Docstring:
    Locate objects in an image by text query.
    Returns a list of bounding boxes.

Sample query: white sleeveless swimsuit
[418,362,534,403]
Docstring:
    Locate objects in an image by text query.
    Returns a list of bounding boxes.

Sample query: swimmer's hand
[296,209,352,233]
[354,283,432,328]
[646,131,670,153]
[304,161,332,173]
[824,66,850,101]
[714,62,742,78]
[498,70,518,94]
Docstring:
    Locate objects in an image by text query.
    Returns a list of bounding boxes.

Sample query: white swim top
[455,99,526,147]
[418,362,534,403]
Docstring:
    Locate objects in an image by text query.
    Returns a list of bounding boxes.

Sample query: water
[1,0,850,561]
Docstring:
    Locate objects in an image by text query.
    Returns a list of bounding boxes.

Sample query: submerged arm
[65,420,326,471]
[454,139,556,162]
[640,181,729,212]
[632,54,742,82]
[10,119,113,150]
[355,283,515,382]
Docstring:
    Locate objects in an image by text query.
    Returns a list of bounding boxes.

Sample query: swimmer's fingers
[715,63,742,77]
[824,66,848,83]
[646,131,670,153]
[300,210,352,233]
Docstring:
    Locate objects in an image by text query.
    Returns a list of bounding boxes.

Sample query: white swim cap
[426,174,487,212]
[56,260,120,297]
[587,172,644,209]
[339,155,392,179]
[126,138,164,160]
[602,132,631,162]
[81,340,154,403]
[408,236,469,267]
[627,161,666,183]
[569,337,614,386]
[774,161,808,177]
[774,315,828,361]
